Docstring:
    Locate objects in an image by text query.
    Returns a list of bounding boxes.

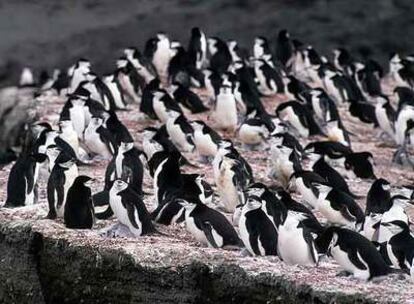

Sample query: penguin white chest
[214,94,238,130]
[278,221,315,265]
[238,124,266,145]
[110,192,130,227]
[69,105,86,139]
[296,178,318,208]
[153,99,169,123]
[84,127,112,158]
[115,151,125,179]
[166,119,192,152]
[185,211,208,246]
[330,246,370,280]
[282,107,309,137]
[193,131,217,156]
[375,105,394,139]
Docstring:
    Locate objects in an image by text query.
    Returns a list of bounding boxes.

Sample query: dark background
[0,0,412,86]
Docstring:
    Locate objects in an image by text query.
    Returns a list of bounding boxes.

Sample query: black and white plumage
[152,89,182,123]
[109,179,155,236]
[179,199,242,249]
[381,220,414,276]
[190,120,221,162]
[5,153,46,207]
[289,170,326,209]
[238,196,278,256]
[315,183,364,230]
[213,85,238,132]
[46,156,78,219]
[238,116,270,148]
[170,83,208,113]
[275,30,294,68]
[165,111,194,152]
[84,116,117,159]
[64,175,95,229]
[374,95,396,141]
[278,211,319,266]
[208,37,232,75]
[269,144,302,187]
[316,226,392,280]
[344,152,376,179]
[253,58,284,96]
[188,27,208,70]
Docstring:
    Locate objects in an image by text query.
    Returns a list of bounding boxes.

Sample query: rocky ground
[1,79,414,302]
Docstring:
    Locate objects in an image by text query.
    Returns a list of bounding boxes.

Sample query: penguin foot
[45,211,57,220]
[336,270,352,277]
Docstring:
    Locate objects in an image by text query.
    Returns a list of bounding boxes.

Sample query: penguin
[374,95,396,140]
[276,100,323,138]
[288,170,326,209]
[304,141,352,164]
[344,152,376,179]
[208,37,232,75]
[253,36,274,65]
[190,120,222,163]
[307,153,357,198]
[395,104,414,147]
[152,89,182,123]
[253,58,284,96]
[314,183,364,230]
[178,199,242,249]
[306,88,339,123]
[227,40,246,64]
[83,72,117,111]
[333,48,354,76]
[84,116,117,160]
[316,226,392,280]
[102,110,134,145]
[109,179,155,236]
[213,142,253,213]
[69,58,91,93]
[381,220,414,275]
[58,119,80,157]
[245,182,287,229]
[115,56,143,104]
[213,85,238,132]
[46,156,79,219]
[366,178,392,215]
[188,27,208,70]
[104,74,127,110]
[4,153,47,207]
[124,47,157,85]
[60,95,88,140]
[238,195,278,256]
[378,195,413,243]
[64,175,95,229]
[165,110,194,152]
[170,82,208,113]
[167,41,192,86]
[268,144,302,188]
[277,211,319,266]
[145,32,173,80]
[269,131,303,156]
[275,29,294,68]
[237,116,270,149]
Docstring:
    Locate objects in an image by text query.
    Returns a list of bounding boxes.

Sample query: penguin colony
[3,27,414,285]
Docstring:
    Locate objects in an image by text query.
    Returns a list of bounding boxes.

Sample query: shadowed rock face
[0,0,413,85]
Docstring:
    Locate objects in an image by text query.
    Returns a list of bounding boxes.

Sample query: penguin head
[374,178,391,192]
[313,183,332,195]
[190,120,205,131]
[278,29,290,41]
[46,144,61,158]
[113,179,129,192]
[190,27,202,37]
[219,85,232,95]
[254,36,266,48]
[382,220,409,235]
[176,199,197,211]
[373,95,389,106]
[227,40,238,52]
[245,196,262,211]
[390,195,413,208]
[116,56,129,68]
[119,141,134,152]
[207,37,219,55]
[85,72,97,81]
[247,182,267,197]
[59,120,74,131]
[75,175,95,188]
[90,116,103,127]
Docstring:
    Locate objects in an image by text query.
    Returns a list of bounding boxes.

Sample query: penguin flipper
[347,249,367,270]
[201,221,220,248]
[245,219,261,255]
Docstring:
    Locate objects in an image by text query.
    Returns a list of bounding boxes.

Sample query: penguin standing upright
[152,90,182,123]
[190,120,222,162]
[84,116,117,160]
[253,58,284,96]
[188,27,208,70]
[178,199,242,249]
[381,220,414,276]
[316,226,392,280]
[5,153,47,207]
[109,179,155,236]
[165,111,194,152]
[275,30,294,68]
[64,176,95,229]
[46,156,78,219]
[253,36,274,65]
[58,119,80,157]
[238,196,278,256]
[214,85,238,132]
[146,33,173,81]
[208,37,232,75]
[104,74,127,110]
[69,59,91,93]
[277,211,319,266]
[374,95,396,140]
